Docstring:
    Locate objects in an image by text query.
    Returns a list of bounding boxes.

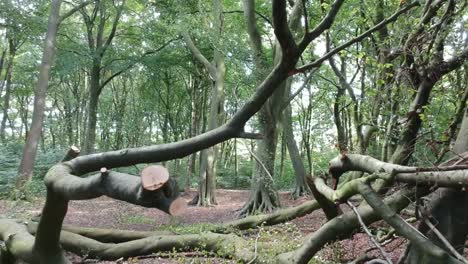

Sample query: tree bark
[0,63,12,141]
[184,0,225,207]
[0,40,16,141]
[16,0,63,189]
[81,0,124,154]
[282,103,310,198]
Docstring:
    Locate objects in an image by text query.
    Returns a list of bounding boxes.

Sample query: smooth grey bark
[183,0,225,207]
[16,0,63,189]
[282,102,310,198]
[239,0,305,215]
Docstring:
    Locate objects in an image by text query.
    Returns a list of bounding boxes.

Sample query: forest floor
[0,189,409,263]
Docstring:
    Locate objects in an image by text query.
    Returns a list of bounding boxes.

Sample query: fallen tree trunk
[219,200,320,231]
[0,219,35,263]
[275,187,415,264]
[27,223,258,262]
[28,199,321,239]
[27,222,175,243]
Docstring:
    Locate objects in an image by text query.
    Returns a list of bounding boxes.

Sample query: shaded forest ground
[0,189,409,263]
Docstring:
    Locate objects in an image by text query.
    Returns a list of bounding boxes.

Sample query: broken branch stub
[141,165,169,191]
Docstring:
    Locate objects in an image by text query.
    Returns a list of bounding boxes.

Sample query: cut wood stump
[141,165,169,191]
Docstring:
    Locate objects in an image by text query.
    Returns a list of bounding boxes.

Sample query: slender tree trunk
[81,1,124,153]
[183,0,225,206]
[16,0,63,189]
[196,55,225,205]
[283,103,311,198]
[278,132,286,179]
[333,86,347,150]
[0,60,13,141]
[281,75,311,198]
[186,76,199,191]
[0,49,6,93]
[83,63,101,153]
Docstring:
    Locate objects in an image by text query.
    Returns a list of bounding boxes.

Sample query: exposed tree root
[237,186,280,217]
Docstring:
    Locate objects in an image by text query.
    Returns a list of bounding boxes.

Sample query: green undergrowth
[151,221,340,263]
[159,222,223,234]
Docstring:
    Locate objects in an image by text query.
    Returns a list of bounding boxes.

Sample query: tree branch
[297,2,419,72]
[101,0,125,55]
[298,0,345,52]
[357,184,461,264]
[181,31,217,77]
[347,201,393,264]
[419,207,468,264]
[58,0,93,25]
[272,0,298,56]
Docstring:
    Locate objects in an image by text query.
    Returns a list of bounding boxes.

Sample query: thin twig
[248,229,261,264]
[420,209,468,264]
[347,201,393,264]
[239,139,274,181]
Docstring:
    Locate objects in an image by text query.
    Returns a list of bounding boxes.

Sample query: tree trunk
[333,86,347,150]
[240,109,281,214]
[184,0,225,207]
[0,62,12,141]
[195,56,225,205]
[185,76,200,191]
[283,101,310,198]
[16,0,63,189]
[0,49,6,93]
[83,63,101,154]
[239,0,303,215]
[80,1,124,153]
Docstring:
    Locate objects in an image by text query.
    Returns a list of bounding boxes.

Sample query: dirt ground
[0,189,408,263]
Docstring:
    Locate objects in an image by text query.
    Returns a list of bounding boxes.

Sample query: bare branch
[239,139,274,181]
[419,208,468,264]
[58,0,93,25]
[328,153,468,189]
[297,2,419,72]
[347,201,393,264]
[298,0,345,52]
[237,131,263,139]
[181,31,217,77]
[101,0,125,55]
[357,184,461,264]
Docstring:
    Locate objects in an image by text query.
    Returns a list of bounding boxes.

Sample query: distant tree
[182,0,226,206]
[16,0,64,189]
